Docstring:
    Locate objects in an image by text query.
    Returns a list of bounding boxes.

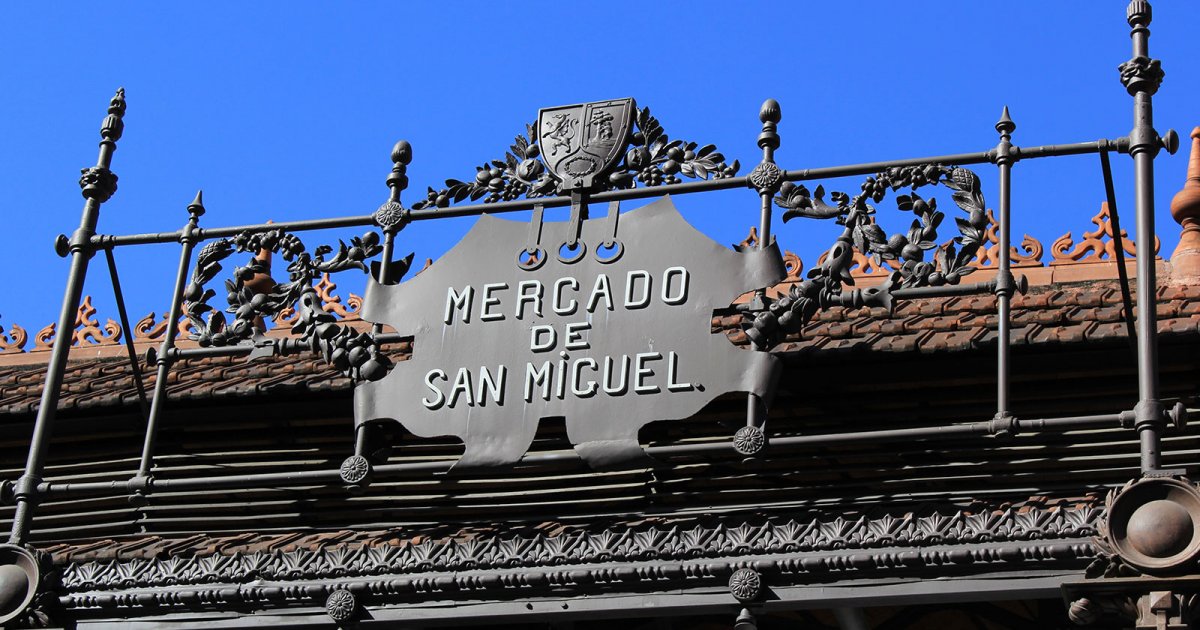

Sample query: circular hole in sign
[516,247,546,271]
[557,240,587,264]
[595,240,624,264]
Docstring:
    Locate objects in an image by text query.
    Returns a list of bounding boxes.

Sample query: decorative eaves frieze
[57,502,1103,593]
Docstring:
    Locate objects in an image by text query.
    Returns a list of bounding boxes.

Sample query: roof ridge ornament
[1168,127,1200,283]
[1050,201,1161,265]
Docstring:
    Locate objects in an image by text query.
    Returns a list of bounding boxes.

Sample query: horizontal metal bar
[892,274,1027,301]
[87,137,1127,249]
[162,332,410,363]
[891,279,995,300]
[32,411,1129,499]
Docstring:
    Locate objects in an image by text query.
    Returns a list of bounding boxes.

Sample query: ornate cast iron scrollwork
[183,228,404,382]
[745,165,989,349]
[411,106,740,209]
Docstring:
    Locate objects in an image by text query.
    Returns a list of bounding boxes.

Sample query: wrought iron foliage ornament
[746,165,989,349]
[412,101,739,208]
[183,228,402,382]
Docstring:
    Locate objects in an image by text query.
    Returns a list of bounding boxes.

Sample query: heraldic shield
[538,98,635,190]
[354,196,786,470]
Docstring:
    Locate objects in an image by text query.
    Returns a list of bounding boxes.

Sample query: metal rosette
[339,455,372,486]
[728,568,762,603]
[1106,477,1200,573]
[0,545,39,625]
[325,588,358,623]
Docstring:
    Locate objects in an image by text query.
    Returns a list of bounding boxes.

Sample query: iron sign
[355,196,785,468]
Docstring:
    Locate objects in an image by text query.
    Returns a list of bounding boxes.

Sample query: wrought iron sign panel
[355,197,785,468]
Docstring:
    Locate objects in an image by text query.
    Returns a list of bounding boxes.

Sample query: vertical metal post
[1122,0,1166,472]
[135,192,205,481]
[739,99,782,455]
[9,89,126,545]
[357,140,412,458]
[993,108,1016,428]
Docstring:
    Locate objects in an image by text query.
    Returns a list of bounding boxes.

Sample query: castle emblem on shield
[537,98,635,190]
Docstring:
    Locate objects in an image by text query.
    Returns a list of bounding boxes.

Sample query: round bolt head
[1163,129,1180,155]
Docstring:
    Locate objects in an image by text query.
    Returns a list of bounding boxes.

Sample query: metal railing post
[9,89,126,545]
[135,192,205,483]
[993,108,1016,432]
[1122,0,1167,473]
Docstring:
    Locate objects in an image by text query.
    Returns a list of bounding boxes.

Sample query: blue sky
[2,2,1199,332]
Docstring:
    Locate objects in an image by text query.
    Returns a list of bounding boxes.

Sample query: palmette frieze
[57,502,1102,593]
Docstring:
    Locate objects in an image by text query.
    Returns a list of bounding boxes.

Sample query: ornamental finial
[391,139,412,166]
[385,139,412,204]
[996,106,1015,135]
[101,88,126,143]
[1127,0,1151,26]
[187,190,205,219]
[757,99,781,153]
[759,99,781,125]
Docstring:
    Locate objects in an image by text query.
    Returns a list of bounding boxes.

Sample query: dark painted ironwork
[101,248,149,420]
[1099,148,1139,349]
[409,100,737,212]
[9,88,126,546]
[1125,0,1167,476]
[31,407,1173,499]
[54,504,1100,602]
[5,3,1191,626]
[82,140,1137,255]
[993,107,1016,430]
[135,192,204,484]
[743,163,991,352]
[741,98,783,457]
[355,196,785,469]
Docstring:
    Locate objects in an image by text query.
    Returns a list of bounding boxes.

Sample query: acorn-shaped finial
[759,99,781,125]
[391,140,412,166]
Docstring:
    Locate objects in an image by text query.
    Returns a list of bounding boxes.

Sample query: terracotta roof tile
[0,279,1196,416]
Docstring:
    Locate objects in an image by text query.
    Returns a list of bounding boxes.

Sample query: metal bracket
[518,204,546,270]
[596,200,623,263]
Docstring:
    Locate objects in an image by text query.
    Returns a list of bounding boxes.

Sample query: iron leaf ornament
[183,228,402,382]
[747,165,988,349]
[412,101,739,209]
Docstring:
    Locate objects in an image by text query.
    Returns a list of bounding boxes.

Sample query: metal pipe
[891,275,1026,300]
[87,138,1131,249]
[1099,149,1138,350]
[104,248,150,420]
[33,411,1130,498]
[994,108,1016,424]
[135,194,204,479]
[1124,1,1165,472]
[8,89,126,546]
